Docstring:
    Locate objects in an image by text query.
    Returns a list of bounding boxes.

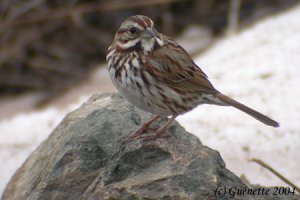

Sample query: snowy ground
[1,5,300,196]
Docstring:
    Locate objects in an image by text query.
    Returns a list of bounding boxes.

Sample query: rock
[2,93,298,200]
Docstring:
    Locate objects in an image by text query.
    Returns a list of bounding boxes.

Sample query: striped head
[112,15,164,53]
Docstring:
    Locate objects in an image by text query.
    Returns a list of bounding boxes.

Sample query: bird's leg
[142,114,178,141]
[121,115,160,143]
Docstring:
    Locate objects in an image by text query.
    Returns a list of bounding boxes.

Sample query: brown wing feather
[147,39,218,94]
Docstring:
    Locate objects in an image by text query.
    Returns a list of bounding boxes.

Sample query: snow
[177,6,300,186]
[1,5,300,196]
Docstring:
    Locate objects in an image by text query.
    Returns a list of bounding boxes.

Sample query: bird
[106,15,279,142]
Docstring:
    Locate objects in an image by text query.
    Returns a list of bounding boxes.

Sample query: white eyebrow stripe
[129,22,140,27]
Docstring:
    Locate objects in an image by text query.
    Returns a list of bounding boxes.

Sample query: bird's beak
[143,28,156,39]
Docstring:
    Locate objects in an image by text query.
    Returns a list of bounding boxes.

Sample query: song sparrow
[107,15,279,142]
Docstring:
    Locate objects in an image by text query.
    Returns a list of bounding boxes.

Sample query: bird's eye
[129,27,137,34]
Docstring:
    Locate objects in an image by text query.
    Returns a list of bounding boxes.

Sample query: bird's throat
[141,38,155,53]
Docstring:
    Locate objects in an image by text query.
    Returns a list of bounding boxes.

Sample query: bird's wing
[146,41,217,94]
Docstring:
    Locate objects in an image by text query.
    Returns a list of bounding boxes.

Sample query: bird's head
[114,15,163,53]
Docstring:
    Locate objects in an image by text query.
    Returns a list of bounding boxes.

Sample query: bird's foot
[121,115,161,143]
[120,114,177,143]
[140,131,170,142]
[121,126,157,143]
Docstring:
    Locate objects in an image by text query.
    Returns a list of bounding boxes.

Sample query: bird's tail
[215,93,279,127]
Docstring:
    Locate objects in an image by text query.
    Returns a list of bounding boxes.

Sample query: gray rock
[2,93,298,200]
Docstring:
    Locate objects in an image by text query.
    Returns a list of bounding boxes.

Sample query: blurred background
[0,0,298,112]
[1,0,300,196]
